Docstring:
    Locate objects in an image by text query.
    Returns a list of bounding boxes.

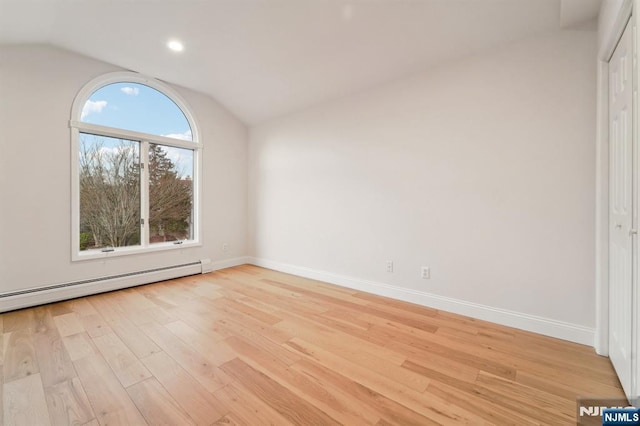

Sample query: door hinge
[140,218,145,225]
[140,163,145,170]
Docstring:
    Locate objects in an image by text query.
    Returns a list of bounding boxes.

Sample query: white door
[609,18,635,399]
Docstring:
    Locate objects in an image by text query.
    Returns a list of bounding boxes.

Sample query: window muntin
[71,73,201,260]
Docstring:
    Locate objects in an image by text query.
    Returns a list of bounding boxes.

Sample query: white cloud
[162,130,193,141]
[163,146,193,178]
[120,86,140,96]
[81,100,108,119]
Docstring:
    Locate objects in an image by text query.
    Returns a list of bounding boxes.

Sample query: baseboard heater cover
[0,261,204,313]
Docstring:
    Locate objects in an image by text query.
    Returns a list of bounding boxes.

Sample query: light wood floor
[1,265,624,425]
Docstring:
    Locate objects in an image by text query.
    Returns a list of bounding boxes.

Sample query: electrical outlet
[222,243,229,252]
[386,261,394,273]
[421,266,430,279]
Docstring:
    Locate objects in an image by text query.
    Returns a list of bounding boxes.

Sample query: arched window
[70,72,201,259]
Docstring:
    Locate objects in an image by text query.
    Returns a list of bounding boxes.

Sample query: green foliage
[79,232,93,251]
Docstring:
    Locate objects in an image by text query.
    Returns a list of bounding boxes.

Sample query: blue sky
[81,82,194,177]
[82,82,192,140]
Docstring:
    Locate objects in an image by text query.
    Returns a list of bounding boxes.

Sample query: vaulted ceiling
[0,0,601,124]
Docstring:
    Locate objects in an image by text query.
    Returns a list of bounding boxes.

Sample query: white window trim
[70,71,203,261]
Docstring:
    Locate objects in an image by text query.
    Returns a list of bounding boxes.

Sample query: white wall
[0,45,248,293]
[249,29,598,331]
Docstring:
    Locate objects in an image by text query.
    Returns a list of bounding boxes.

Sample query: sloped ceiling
[0,0,600,124]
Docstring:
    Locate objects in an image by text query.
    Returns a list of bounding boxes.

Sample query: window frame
[70,72,202,261]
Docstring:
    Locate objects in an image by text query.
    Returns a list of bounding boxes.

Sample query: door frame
[596,0,638,402]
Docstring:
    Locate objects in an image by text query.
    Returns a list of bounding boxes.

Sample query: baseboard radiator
[0,260,208,313]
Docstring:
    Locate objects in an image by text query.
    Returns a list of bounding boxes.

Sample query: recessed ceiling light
[167,40,184,52]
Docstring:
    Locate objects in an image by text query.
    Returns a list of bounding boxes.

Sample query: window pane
[81,82,193,141]
[79,133,141,250]
[149,144,194,243]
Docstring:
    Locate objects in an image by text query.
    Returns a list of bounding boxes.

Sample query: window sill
[72,241,202,262]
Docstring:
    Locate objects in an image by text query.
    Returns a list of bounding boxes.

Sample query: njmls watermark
[577,398,640,425]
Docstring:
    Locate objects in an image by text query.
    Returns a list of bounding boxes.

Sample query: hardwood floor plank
[127,378,196,425]
[48,302,74,317]
[210,303,293,344]
[86,294,126,323]
[73,354,146,425]
[0,266,625,424]
[224,335,380,425]
[80,314,112,339]
[135,286,181,311]
[139,321,230,392]
[406,359,568,425]
[215,276,329,317]
[62,332,97,362]
[170,308,236,341]
[127,306,178,327]
[92,332,152,388]
[89,295,164,359]
[44,378,95,426]
[220,358,339,425]
[285,337,486,424]
[164,320,237,366]
[283,316,430,391]
[53,313,85,338]
[211,297,282,326]
[386,335,517,380]
[186,282,225,301]
[475,370,576,423]
[112,288,158,313]
[274,315,406,365]
[434,321,620,388]
[3,328,39,383]
[515,369,626,401]
[262,277,369,312]
[291,357,433,426]
[353,291,438,317]
[401,349,479,383]
[210,413,245,426]
[321,308,372,330]
[4,373,51,426]
[235,296,279,314]
[425,379,540,426]
[3,310,35,333]
[239,266,360,299]
[109,319,162,359]
[140,351,228,425]
[213,382,294,426]
[33,312,76,387]
[62,299,99,317]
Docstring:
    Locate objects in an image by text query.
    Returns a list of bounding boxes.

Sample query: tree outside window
[71,75,200,259]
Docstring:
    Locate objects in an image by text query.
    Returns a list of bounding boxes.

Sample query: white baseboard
[206,256,252,273]
[248,257,595,347]
[0,263,200,313]
[1,254,595,347]
[0,256,249,313]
